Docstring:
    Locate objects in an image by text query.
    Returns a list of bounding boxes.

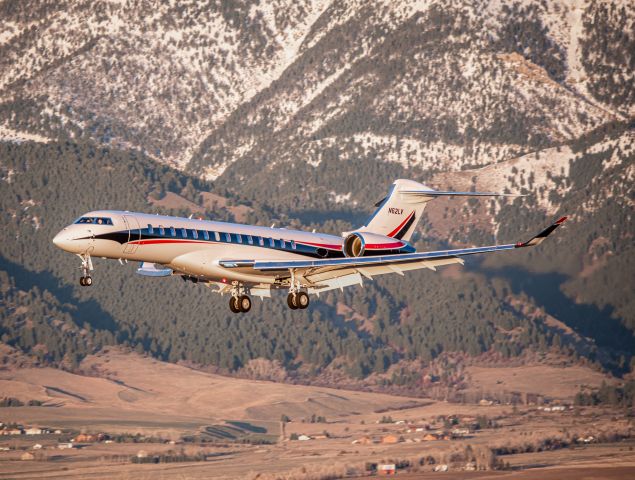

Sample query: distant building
[378,463,396,475]
[381,434,400,444]
[21,452,35,461]
[25,427,42,435]
[32,444,43,450]
[297,435,312,441]
[136,450,148,458]
[352,436,373,445]
[58,443,74,450]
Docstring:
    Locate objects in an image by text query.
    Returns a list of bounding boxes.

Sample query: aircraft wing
[219,217,567,293]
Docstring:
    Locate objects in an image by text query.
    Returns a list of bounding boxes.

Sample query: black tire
[239,295,251,313]
[287,293,298,310]
[229,296,241,313]
[84,276,93,286]
[79,276,85,286]
[296,292,309,309]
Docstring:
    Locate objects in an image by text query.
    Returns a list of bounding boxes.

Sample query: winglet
[515,216,567,248]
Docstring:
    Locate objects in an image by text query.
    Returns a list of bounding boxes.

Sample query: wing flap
[245,244,513,272]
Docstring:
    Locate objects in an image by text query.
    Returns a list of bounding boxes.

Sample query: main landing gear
[287,291,309,310]
[78,253,93,287]
[286,269,309,310]
[229,295,252,313]
[229,282,251,313]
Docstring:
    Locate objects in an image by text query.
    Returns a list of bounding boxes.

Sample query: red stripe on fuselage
[129,239,208,245]
[128,238,344,250]
[387,211,415,238]
[365,242,405,249]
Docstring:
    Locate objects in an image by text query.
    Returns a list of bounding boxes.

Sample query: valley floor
[0,349,632,479]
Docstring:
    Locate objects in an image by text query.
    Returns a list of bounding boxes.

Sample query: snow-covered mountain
[1,1,632,173]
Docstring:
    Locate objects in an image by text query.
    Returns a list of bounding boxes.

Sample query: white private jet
[52,179,566,313]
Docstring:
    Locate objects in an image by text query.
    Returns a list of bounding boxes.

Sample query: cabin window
[170,227,176,237]
[247,235,253,245]
[202,230,209,240]
[191,229,198,239]
[147,224,154,234]
[258,236,264,246]
[180,228,186,238]
[224,232,231,242]
[236,234,243,244]
[159,226,165,236]
[291,240,296,250]
[214,232,220,241]
[280,239,286,249]
[268,237,275,247]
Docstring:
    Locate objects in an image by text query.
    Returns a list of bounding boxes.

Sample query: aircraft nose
[52,230,72,251]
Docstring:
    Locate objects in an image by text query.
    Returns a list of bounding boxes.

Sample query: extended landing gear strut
[78,253,93,287]
[229,282,251,313]
[287,269,309,310]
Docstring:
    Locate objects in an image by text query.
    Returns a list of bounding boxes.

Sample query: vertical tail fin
[357,179,523,242]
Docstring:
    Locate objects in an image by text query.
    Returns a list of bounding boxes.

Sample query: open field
[1,350,632,479]
[464,364,611,399]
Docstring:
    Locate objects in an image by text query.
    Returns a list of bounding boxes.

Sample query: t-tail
[356,179,524,242]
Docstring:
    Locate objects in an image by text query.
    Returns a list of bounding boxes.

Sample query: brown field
[1,350,632,480]
[464,364,610,399]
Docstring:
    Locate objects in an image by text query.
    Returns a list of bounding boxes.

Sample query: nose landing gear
[78,253,93,287]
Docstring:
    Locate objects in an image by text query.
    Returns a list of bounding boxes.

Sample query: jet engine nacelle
[343,231,410,257]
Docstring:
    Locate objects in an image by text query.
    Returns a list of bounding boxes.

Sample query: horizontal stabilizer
[136,262,173,277]
[401,190,525,198]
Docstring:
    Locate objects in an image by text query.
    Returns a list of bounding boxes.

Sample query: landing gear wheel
[84,276,92,286]
[79,276,85,286]
[239,295,251,313]
[229,296,241,313]
[296,291,309,309]
[287,293,298,310]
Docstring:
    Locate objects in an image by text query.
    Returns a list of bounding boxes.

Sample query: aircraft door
[122,215,141,255]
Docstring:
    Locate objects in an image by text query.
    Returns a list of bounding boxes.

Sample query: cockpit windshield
[75,217,113,225]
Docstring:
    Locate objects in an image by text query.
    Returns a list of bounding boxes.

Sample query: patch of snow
[330,191,353,204]
[201,163,229,182]
[468,145,575,215]
[0,125,51,144]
